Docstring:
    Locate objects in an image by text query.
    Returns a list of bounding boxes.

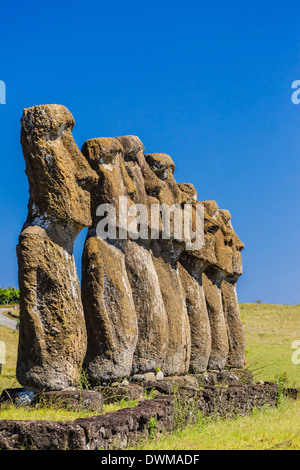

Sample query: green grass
[241,303,300,386]
[0,403,98,421]
[0,324,139,420]
[0,304,18,309]
[135,399,300,450]
[0,324,20,390]
[0,398,139,421]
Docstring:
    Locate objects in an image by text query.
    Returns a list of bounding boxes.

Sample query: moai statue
[116,137,170,376]
[81,136,245,379]
[200,201,231,370]
[81,137,139,382]
[16,103,246,390]
[16,105,97,391]
[201,202,245,370]
[143,152,192,376]
[178,188,219,373]
[218,211,246,368]
[179,196,245,373]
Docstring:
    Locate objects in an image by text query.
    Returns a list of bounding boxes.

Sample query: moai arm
[17,105,97,391]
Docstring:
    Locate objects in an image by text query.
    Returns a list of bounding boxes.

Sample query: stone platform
[0,381,281,450]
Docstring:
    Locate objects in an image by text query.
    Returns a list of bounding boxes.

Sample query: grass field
[0,323,19,390]
[135,399,300,450]
[241,303,300,386]
[0,302,299,449]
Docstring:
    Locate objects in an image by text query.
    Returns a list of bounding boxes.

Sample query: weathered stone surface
[156,370,164,381]
[81,138,140,382]
[195,369,253,387]
[17,234,87,391]
[93,384,144,404]
[80,131,246,379]
[143,372,156,382]
[0,419,86,450]
[33,390,104,412]
[17,104,97,391]
[176,383,278,419]
[123,146,193,377]
[125,240,169,374]
[20,104,97,229]
[75,395,175,450]
[163,375,199,389]
[202,267,229,370]
[81,137,193,380]
[199,371,240,387]
[195,372,218,387]
[229,368,254,385]
[81,236,138,382]
[222,279,246,368]
[151,252,191,376]
[201,204,245,369]
[178,261,211,373]
[177,197,245,374]
[143,381,172,395]
[131,374,145,383]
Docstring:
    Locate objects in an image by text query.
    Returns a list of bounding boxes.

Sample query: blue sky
[0,0,299,304]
